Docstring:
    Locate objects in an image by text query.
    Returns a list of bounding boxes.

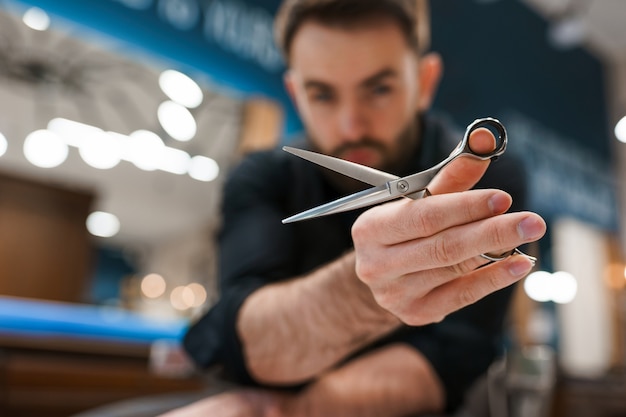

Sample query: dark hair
[274,0,430,61]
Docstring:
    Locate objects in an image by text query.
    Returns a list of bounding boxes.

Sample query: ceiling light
[159,147,191,175]
[126,130,166,171]
[48,117,100,147]
[188,155,219,182]
[23,129,68,168]
[86,211,121,238]
[0,132,7,157]
[79,131,123,170]
[159,70,203,108]
[158,100,197,142]
[615,116,626,143]
[22,7,50,31]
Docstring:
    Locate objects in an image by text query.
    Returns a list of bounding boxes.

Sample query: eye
[371,84,392,96]
[310,90,334,103]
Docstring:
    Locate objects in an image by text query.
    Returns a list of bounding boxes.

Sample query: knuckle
[405,314,428,326]
[373,290,394,312]
[355,258,376,283]
[486,221,509,251]
[459,287,478,306]
[406,205,434,235]
[370,280,400,312]
[351,219,369,243]
[446,261,468,277]
[431,235,458,266]
[429,313,446,324]
[412,201,447,235]
[403,308,445,327]
[489,273,506,292]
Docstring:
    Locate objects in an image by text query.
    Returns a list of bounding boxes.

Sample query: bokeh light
[23,129,68,168]
[159,70,203,108]
[86,211,121,238]
[141,273,167,299]
[22,7,50,31]
[524,270,578,304]
[188,155,219,182]
[158,100,197,142]
[0,131,7,157]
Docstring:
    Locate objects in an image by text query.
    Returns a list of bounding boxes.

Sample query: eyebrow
[303,68,398,91]
[361,68,397,88]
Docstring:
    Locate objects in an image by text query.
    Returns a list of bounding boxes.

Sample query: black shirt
[184,113,528,412]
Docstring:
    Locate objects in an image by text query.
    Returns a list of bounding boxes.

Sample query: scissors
[282,117,535,263]
[283,117,506,222]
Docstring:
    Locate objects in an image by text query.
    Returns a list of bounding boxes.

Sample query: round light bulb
[159,70,203,108]
[86,211,120,238]
[158,100,197,142]
[23,129,68,168]
[188,155,219,182]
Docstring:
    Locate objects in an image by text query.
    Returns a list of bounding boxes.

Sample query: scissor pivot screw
[397,180,409,193]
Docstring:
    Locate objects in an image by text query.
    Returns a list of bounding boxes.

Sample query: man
[168,0,546,415]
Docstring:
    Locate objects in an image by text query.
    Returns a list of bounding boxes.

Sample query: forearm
[284,343,445,417]
[155,344,444,417]
[237,251,400,384]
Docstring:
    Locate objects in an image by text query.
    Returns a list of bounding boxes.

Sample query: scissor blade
[282,184,395,223]
[283,146,398,186]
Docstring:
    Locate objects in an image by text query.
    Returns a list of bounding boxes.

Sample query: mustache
[330,137,387,158]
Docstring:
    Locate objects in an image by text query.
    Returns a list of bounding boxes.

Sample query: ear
[283,70,299,111]
[416,52,443,112]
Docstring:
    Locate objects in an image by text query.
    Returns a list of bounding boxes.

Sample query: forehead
[289,19,415,85]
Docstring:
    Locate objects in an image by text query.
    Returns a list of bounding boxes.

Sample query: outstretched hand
[351,127,546,325]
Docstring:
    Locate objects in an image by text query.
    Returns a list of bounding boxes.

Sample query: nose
[337,100,366,142]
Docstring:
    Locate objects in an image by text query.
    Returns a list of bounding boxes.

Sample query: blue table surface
[0,296,189,344]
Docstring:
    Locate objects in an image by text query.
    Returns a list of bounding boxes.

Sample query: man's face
[285,18,434,172]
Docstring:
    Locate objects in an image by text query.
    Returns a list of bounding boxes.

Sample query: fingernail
[509,259,533,277]
[517,216,545,240]
[488,192,510,214]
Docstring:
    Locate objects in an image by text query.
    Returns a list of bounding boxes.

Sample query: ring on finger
[480,248,536,265]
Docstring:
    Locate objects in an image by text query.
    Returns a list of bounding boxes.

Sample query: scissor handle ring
[460,117,507,161]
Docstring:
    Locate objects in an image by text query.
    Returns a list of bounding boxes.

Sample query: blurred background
[0,0,624,416]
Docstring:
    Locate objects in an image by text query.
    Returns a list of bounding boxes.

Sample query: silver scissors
[282,117,535,263]
[282,117,507,223]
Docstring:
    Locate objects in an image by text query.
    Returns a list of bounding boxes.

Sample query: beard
[309,118,421,194]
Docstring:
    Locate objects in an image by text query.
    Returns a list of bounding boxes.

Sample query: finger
[427,127,495,195]
[354,188,512,246]
[370,254,492,311]
[409,254,535,325]
[387,212,545,272]
[467,126,496,154]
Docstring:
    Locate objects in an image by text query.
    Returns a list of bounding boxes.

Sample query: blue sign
[12,0,303,135]
[504,111,618,231]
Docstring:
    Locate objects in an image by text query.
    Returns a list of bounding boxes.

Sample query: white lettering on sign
[203,0,283,72]
[109,0,284,73]
[158,0,200,31]
[112,0,153,10]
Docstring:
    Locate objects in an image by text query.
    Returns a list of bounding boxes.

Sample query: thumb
[426,127,494,194]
